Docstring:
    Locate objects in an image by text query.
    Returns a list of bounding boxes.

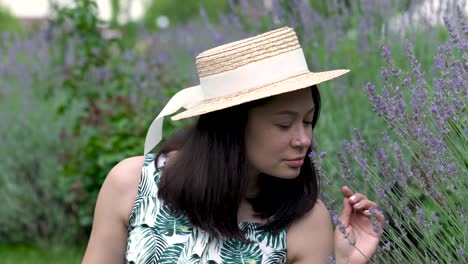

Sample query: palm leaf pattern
[126,226,167,264]
[126,153,289,263]
[263,250,287,264]
[178,237,201,264]
[239,222,258,241]
[158,243,185,263]
[220,239,263,264]
[130,196,158,228]
[156,204,192,236]
[135,154,158,196]
[255,228,286,249]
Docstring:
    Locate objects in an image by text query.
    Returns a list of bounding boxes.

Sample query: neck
[244,165,260,199]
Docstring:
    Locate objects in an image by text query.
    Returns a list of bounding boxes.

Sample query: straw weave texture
[196,27,301,77]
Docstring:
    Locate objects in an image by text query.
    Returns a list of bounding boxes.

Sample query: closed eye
[277,124,292,129]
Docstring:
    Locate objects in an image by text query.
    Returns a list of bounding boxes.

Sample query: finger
[341,186,354,197]
[348,193,368,205]
[352,199,377,210]
[339,197,353,227]
[363,209,385,226]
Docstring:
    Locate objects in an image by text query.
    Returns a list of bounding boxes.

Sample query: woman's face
[245,88,314,179]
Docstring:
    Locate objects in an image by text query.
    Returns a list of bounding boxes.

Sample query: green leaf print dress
[126,154,288,264]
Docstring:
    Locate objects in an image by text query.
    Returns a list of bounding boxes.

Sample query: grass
[0,244,85,264]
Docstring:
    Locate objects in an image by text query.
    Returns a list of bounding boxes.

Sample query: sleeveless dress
[126,153,288,264]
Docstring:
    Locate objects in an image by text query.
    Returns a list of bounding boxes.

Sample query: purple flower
[394,220,407,238]
[404,40,428,119]
[416,206,431,228]
[382,131,390,142]
[331,211,355,245]
[443,17,459,44]
[392,143,411,188]
[381,45,400,77]
[381,68,390,81]
[369,208,383,236]
[364,82,386,119]
[376,147,391,178]
[337,152,352,183]
[456,5,467,36]
[375,185,385,199]
[308,150,316,159]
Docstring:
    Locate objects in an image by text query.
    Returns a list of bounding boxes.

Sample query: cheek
[246,129,290,170]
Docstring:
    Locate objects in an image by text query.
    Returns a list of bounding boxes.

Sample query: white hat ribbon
[143,85,204,155]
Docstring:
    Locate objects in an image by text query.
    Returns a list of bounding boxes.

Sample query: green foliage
[142,0,229,29]
[0,4,23,34]
[50,0,120,98]
[0,244,84,264]
[42,0,193,241]
[110,0,120,27]
[0,86,85,245]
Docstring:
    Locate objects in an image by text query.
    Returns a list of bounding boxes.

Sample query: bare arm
[287,200,334,263]
[82,156,145,264]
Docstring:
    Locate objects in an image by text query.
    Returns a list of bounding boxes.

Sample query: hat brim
[171,69,349,120]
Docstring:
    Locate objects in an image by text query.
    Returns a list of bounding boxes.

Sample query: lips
[285,156,305,167]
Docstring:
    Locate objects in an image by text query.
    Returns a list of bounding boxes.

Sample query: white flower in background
[156,15,170,29]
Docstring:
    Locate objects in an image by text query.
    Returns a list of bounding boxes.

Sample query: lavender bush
[0,31,86,244]
[315,6,467,263]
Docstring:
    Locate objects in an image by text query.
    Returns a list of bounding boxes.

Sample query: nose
[291,126,312,148]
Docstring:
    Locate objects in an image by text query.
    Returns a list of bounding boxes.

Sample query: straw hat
[144,27,349,155]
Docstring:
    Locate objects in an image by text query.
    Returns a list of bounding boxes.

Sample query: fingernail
[350,195,356,202]
[354,202,361,208]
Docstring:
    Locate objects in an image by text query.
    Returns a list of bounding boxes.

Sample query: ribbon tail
[144,85,203,155]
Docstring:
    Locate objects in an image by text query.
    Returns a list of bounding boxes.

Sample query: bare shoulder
[104,156,146,222]
[287,200,334,263]
[82,156,145,263]
[106,156,146,191]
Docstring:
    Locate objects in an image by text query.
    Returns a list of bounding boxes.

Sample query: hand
[334,186,385,264]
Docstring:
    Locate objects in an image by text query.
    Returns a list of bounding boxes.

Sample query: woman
[83,27,385,263]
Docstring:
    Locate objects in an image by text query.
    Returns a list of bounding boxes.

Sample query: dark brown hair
[156,85,321,241]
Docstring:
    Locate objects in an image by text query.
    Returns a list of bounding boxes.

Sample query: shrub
[0,54,85,245]
[316,5,467,263]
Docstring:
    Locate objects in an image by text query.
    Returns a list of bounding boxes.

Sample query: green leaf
[263,250,286,264]
[158,242,185,263]
[127,226,167,263]
[255,229,286,249]
[156,204,192,236]
[177,242,201,264]
[220,239,263,264]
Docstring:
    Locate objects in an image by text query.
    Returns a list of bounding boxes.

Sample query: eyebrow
[273,108,315,117]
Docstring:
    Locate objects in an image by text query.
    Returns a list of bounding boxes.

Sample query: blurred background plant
[0,4,23,35]
[0,0,466,262]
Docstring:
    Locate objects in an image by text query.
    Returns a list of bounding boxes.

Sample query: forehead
[260,88,314,112]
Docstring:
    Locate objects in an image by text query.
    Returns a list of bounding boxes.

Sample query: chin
[272,167,301,179]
